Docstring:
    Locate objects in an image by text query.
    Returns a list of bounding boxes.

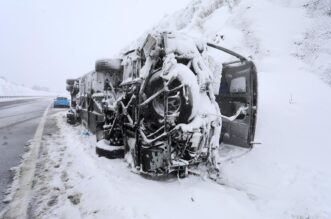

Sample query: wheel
[66,79,76,85]
[178,166,188,178]
[95,139,125,159]
[66,84,73,92]
[95,59,122,72]
[143,70,195,125]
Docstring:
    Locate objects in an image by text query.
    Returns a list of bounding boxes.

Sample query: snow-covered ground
[22,113,263,219]
[0,77,57,96]
[2,0,331,218]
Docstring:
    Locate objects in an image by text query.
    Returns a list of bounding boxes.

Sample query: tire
[66,79,76,85]
[95,146,125,159]
[95,59,122,72]
[95,140,125,159]
[143,70,194,125]
[66,84,73,92]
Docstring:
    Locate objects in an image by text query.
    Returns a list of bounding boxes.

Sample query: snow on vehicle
[66,32,257,177]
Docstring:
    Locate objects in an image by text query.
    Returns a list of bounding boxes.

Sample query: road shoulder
[0,107,49,219]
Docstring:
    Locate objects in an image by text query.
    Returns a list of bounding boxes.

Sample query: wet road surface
[0,98,52,211]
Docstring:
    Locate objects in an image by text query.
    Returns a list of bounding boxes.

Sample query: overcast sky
[0,0,191,93]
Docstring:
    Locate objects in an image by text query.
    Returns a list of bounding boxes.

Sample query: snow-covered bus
[66,32,257,178]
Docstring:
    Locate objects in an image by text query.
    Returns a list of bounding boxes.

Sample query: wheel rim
[152,91,181,117]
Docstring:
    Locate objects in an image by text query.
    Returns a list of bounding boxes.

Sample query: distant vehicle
[53,97,70,108]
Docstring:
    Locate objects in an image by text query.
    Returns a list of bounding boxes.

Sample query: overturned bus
[66,32,257,177]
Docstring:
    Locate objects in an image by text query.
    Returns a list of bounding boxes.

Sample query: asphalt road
[0,98,53,211]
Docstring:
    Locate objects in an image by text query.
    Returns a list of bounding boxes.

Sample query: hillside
[0,77,56,96]
[156,0,331,83]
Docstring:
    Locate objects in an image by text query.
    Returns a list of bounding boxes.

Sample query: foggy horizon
[0,0,191,93]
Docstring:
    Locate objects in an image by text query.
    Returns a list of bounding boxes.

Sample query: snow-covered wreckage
[66,32,257,177]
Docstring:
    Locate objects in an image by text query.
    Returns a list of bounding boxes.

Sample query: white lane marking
[0,105,50,219]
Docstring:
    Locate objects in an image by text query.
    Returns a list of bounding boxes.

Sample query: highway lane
[0,98,52,211]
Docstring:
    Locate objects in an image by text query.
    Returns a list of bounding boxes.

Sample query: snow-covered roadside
[5,91,327,219]
[27,112,266,219]
[2,104,329,219]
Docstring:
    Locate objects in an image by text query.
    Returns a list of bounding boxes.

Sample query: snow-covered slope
[154,0,331,82]
[0,77,55,96]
